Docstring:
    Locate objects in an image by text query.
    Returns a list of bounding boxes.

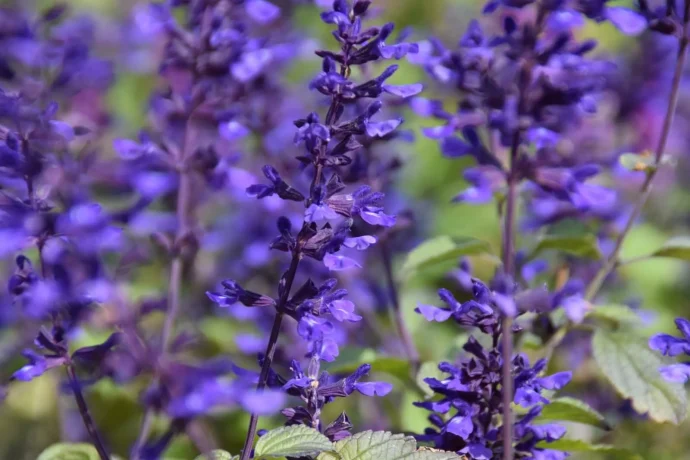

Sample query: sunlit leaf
[539,397,611,430]
[255,425,332,458]
[650,236,690,260]
[592,329,687,424]
[531,234,601,259]
[317,430,463,460]
[37,443,100,460]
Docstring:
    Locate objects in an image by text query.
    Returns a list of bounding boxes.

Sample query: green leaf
[650,236,690,260]
[539,439,642,460]
[254,425,333,458]
[539,397,611,430]
[587,305,643,327]
[316,430,463,460]
[37,443,100,460]
[400,236,493,277]
[195,451,237,460]
[592,329,687,424]
[531,234,602,259]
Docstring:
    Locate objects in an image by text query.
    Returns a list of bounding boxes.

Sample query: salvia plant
[3,0,690,459]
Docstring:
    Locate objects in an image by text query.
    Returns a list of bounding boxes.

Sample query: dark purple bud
[353,0,371,15]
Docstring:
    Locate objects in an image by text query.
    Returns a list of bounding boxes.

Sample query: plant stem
[380,241,419,371]
[66,364,110,460]
[132,115,196,459]
[240,251,302,460]
[584,4,690,303]
[501,129,520,460]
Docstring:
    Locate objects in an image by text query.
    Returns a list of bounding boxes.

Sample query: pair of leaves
[400,233,604,280]
[255,426,463,460]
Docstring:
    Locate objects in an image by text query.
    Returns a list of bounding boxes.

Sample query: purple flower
[275,357,391,439]
[650,318,690,357]
[246,165,306,202]
[207,280,277,308]
[245,0,280,24]
[514,355,572,407]
[12,350,52,382]
[659,364,690,383]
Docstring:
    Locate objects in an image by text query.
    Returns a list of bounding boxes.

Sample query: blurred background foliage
[2,0,690,459]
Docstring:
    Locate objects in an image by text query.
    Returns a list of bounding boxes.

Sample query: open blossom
[650,318,690,383]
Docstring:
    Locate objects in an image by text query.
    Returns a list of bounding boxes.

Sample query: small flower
[650,318,690,357]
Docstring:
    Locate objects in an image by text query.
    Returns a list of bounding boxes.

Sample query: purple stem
[585,2,690,302]
[239,27,354,458]
[239,251,302,460]
[132,113,197,459]
[501,130,520,460]
[66,364,110,460]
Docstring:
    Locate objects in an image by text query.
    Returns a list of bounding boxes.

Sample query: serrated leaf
[317,430,463,460]
[592,329,687,424]
[255,425,332,458]
[400,236,493,277]
[539,439,642,460]
[195,451,237,460]
[587,305,643,327]
[650,236,690,260]
[37,443,100,460]
[531,234,601,259]
[539,397,611,430]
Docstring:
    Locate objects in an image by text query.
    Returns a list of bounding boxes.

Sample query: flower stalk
[585,0,690,302]
[66,364,110,460]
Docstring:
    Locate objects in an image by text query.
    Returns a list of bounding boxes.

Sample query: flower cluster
[416,270,572,459]
[205,0,422,452]
[209,0,420,367]
[272,355,391,438]
[413,8,622,229]
[405,0,673,457]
